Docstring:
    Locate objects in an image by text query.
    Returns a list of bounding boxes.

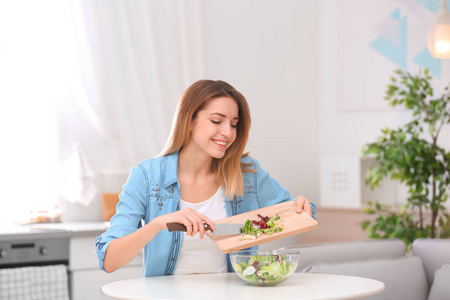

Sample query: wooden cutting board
[208,201,318,253]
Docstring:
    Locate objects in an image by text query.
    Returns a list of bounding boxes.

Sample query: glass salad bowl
[230,250,300,286]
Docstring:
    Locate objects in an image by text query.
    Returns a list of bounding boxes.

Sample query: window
[0,0,71,224]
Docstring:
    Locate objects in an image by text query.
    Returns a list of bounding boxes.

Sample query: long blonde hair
[160,80,253,198]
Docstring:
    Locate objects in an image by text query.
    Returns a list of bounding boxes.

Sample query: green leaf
[362,220,371,230]
[363,208,376,215]
[428,123,436,136]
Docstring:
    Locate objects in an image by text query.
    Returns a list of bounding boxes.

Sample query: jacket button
[174,239,178,243]
[171,258,175,262]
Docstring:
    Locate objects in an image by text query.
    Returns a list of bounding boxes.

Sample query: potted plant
[361,69,450,251]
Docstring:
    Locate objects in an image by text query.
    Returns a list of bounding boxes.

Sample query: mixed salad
[234,254,293,284]
[239,214,283,240]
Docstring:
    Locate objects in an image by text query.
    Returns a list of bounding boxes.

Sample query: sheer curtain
[0,0,206,223]
[0,0,74,224]
[60,0,206,215]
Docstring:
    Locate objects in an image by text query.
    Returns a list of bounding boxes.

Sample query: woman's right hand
[155,208,216,239]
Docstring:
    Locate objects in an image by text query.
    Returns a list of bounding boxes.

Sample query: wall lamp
[428,0,450,59]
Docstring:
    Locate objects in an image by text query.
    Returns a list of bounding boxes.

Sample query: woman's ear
[189,117,197,131]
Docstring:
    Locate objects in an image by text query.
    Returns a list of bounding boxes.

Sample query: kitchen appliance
[0,226,71,299]
[0,226,70,268]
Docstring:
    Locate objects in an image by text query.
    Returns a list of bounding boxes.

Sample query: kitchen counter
[27,222,109,237]
[0,222,109,241]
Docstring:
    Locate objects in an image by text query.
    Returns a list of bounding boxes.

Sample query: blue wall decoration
[370,9,408,70]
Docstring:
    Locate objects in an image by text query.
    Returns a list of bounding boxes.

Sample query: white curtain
[66,0,206,169]
[0,0,71,223]
[60,0,206,207]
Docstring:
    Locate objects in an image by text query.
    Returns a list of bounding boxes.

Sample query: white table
[102,273,385,300]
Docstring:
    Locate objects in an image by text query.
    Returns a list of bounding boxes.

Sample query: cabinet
[69,235,143,300]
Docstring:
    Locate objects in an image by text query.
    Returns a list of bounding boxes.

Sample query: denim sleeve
[95,165,148,271]
[253,159,316,220]
[311,202,317,220]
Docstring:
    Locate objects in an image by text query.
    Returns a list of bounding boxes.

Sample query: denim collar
[163,151,179,188]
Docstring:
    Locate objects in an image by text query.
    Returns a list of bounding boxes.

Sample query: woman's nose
[220,123,233,137]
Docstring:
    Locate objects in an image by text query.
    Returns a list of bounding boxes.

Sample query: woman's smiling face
[188,96,239,159]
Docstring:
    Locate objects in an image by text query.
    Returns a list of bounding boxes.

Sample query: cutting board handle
[167,222,212,232]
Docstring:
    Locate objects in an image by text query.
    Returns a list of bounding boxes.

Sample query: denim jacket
[95,151,316,277]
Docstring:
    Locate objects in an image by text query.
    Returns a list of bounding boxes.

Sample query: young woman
[95,80,316,277]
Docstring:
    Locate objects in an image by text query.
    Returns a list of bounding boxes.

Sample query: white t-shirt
[174,187,228,275]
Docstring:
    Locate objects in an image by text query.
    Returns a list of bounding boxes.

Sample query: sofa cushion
[428,263,450,300]
[283,239,406,272]
[304,256,429,300]
[412,238,450,285]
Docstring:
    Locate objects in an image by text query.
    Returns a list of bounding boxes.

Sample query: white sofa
[282,238,450,300]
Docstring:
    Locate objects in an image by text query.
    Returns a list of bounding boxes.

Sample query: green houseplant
[361,69,450,250]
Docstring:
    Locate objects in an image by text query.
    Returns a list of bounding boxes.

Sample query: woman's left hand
[294,196,312,216]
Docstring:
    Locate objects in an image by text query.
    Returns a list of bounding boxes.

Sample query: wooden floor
[260,207,373,249]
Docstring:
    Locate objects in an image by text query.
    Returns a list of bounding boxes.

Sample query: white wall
[200,0,321,202]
